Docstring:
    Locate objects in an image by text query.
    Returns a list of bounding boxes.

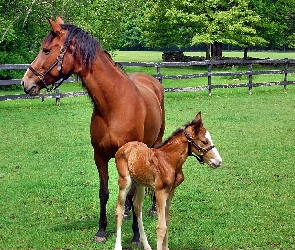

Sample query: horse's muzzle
[22,81,39,96]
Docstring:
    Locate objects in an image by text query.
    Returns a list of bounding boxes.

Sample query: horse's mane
[44,24,100,69]
[154,119,198,149]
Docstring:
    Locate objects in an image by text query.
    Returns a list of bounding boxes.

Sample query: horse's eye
[42,48,50,55]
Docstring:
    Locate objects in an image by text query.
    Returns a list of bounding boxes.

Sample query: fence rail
[1,59,295,102]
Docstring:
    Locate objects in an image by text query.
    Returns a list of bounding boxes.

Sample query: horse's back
[128,73,165,147]
[128,72,164,102]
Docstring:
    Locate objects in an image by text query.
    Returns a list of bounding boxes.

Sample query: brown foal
[114,112,222,250]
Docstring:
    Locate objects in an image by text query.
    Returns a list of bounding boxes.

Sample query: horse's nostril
[21,80,24,87]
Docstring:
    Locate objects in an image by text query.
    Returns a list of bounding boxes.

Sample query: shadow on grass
[51,216,98,232]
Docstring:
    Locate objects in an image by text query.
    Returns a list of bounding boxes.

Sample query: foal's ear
[195,111,202,123]
[194,111,203,128]
[47,18,63,35]
[55,16,64,24]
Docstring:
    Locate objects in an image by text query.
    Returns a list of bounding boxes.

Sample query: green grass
[111,50,295,62]
[1,85,295,249]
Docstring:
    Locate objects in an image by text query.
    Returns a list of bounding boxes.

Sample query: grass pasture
[1,84,295,249]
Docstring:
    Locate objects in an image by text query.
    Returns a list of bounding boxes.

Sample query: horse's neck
[160,134,188,169]
[78,49,135,113]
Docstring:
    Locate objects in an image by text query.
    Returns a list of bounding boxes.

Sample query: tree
[141,0,267,58]
[91,0,145,50]
[0,0,144,65]
[251,0,295,50]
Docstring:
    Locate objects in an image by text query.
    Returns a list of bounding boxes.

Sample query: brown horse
[21,16,165,244]
[114,112,222,250]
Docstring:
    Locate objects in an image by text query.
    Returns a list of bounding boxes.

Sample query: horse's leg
[130,188,141,246]
[163,189,175,250]
[133,185,151,250]
[155,189,169,250]
[114,170,132,250]
[93,152,109,243]
[124,182,136,219]
[149,193,157,216]
[150,101,165,216]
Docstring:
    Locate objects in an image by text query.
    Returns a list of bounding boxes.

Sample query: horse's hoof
[149,209,158,217]
[132,240,142,248]
[124,211,131,220]
[94,232,106,243]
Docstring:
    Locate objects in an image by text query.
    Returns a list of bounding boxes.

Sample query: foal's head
[184,112,222,168]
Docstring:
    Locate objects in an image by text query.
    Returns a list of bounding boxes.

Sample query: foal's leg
[114,173,132,250]
[93,153,109,243]
[162,190,175,250]
[133,185,151,250]
[155,189,169,250]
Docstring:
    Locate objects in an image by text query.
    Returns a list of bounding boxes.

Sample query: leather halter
[184,129,215,164]
[29,46,70,92]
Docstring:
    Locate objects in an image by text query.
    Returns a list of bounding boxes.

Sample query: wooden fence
[1,58,295,102]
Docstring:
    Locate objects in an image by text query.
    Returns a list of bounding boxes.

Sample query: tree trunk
[243,44,249,59]
[211,42,222,59]
[206,44,210,59]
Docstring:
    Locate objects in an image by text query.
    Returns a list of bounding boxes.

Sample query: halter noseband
[29,46,70,92]
[184,129,215,164]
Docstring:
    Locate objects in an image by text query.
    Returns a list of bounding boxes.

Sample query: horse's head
[21,16,75,96]
[184,112,222,168]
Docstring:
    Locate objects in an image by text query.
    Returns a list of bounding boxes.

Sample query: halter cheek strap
[184,129,215,164]
[29,46,70,92]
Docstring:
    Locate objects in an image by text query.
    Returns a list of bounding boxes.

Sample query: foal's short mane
[44,24,100,69]
[154,119,198,149]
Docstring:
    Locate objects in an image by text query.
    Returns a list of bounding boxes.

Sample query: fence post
[156,63,162,84]
[207,63,212,96]
[284,58,289,91]
[248,63,253,94]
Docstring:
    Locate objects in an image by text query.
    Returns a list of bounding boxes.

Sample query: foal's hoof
[94,232,106,243]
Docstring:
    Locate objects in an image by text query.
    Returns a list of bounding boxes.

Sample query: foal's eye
[201,140,208,145]
[42,48,50,55]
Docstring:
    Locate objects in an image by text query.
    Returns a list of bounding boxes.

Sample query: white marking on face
[205,130,222,167]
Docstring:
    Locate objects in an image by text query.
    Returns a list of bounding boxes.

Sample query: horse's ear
[47,18,62,35]
[55,16,64,24]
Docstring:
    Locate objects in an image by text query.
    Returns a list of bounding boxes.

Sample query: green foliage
[0,0,145,63]
[141,0,267,49]
[252,0,295,48]
[0,0,294,63]
[91,0,145,50]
